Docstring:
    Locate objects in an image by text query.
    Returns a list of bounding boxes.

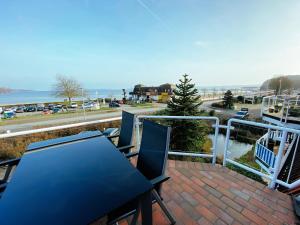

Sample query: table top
[27,130,103,151]
[0,136,152,225]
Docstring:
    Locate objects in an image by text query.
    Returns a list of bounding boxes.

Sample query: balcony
[261,95,300,128]
[1,115,300,224]
[120,160,297,225]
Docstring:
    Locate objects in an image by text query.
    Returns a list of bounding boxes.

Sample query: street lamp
[278,79,282,96]
[82,88,86,120]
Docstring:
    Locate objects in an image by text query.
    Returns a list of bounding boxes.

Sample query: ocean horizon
[0,85,259,105]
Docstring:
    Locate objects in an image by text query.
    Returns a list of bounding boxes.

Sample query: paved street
[0,104,166,133]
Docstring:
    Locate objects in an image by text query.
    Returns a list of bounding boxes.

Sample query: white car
[70,102,78,108]
[0,107,3,114]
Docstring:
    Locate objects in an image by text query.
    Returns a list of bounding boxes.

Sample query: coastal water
[0,89,124,105]
[0,85,258,105]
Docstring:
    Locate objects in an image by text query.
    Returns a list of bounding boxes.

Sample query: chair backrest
[137,120,171,182]
[117,111,135,149]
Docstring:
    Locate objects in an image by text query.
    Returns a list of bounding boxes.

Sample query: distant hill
[260,75,300,90]
[0,87,12,94]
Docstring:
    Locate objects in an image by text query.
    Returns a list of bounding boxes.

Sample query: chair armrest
[150,175,170,186]
[125,151,139,159]
[0,158,20,167]
[118,145,135,153]
[107,134,119,139]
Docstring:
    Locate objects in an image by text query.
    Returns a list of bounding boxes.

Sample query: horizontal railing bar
[226,159,272,180]
[168,151,213,158]
[228,118,300,135]
[213,124,234,130]
[137,115,219,122]
[0,117,122,139]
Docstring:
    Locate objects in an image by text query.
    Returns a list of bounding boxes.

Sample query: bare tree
[52,75,84,103]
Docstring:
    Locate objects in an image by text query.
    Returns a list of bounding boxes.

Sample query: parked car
[109,101,120,108]
[48,104,55,110]
[82,102,94,109]
[26,105,37,112]
[37,104,45,111]
[234,111,249,119]
[42,108,51,114]
[52,107,62,113]
[70,102,78,108]
[0,107,3,114]
[16,106,26,113]
[11,106,18,112]
[3,110,16,119]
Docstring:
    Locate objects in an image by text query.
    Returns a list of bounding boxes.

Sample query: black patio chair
[105,111,135,154]
[0,158,21,198]
[107,120,176,225]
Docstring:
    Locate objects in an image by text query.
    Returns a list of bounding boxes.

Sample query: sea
[0,85,259,105]
[0,89,124,105]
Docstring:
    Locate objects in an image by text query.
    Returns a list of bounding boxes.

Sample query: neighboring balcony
[261,95,300,128]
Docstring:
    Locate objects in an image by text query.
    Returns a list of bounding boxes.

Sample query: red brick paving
[120,160,298,225]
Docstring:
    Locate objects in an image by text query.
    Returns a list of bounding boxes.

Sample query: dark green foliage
[167,74,209,151]
[223,90,234,109]
[209,110,215,116]
[237,95,244,103]
[211,101,225,108]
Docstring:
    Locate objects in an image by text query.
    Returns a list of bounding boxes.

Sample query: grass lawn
[130,103,155,108]
[0,107,117,125]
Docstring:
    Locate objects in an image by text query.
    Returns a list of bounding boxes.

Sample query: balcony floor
[121,160,298,225]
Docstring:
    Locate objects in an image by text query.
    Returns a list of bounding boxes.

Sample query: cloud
[195,41,208,48]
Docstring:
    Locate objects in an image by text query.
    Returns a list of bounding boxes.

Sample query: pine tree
[167,74,208,151]
[223,90,234,109]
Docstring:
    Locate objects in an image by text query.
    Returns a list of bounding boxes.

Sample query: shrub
[208,110,215,116]
[0,120,121,161]
[211,101,225,108]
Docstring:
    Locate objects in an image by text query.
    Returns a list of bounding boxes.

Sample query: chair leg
[130,209,139,225]
[152,190,176,225]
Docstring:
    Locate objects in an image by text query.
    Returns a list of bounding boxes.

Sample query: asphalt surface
[0,100,261,133]
[0,104,166,133]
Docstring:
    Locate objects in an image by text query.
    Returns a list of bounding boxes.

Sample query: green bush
[209,110,216,116]
[0,120,121,161]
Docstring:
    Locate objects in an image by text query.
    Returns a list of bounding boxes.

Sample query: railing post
[269,130,288,189]
[223,120,232,166]
[212,119,219,165]
[266,128,270,147]
[135,116,141,151]
[287,135,300,183]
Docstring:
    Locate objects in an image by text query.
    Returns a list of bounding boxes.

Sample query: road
[0,104,166,133]
[0,100,262,133]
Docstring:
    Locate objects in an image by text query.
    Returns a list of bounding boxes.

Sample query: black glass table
[0,136,153,225]
[26,130,103,151]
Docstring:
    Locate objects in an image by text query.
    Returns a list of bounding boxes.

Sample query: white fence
[223,118,300,189]
[1,115,300,190]
[255,143,276,168]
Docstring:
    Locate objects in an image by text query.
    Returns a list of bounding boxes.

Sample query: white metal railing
[135,115,219,165]
[223,118,300,189]
[2,114,300,190]
[255,143,276,168]
[0,117,122,139]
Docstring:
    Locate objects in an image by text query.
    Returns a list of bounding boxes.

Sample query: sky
[0,0,300,90]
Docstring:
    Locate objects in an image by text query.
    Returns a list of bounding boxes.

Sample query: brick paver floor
[119,160,298,225]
